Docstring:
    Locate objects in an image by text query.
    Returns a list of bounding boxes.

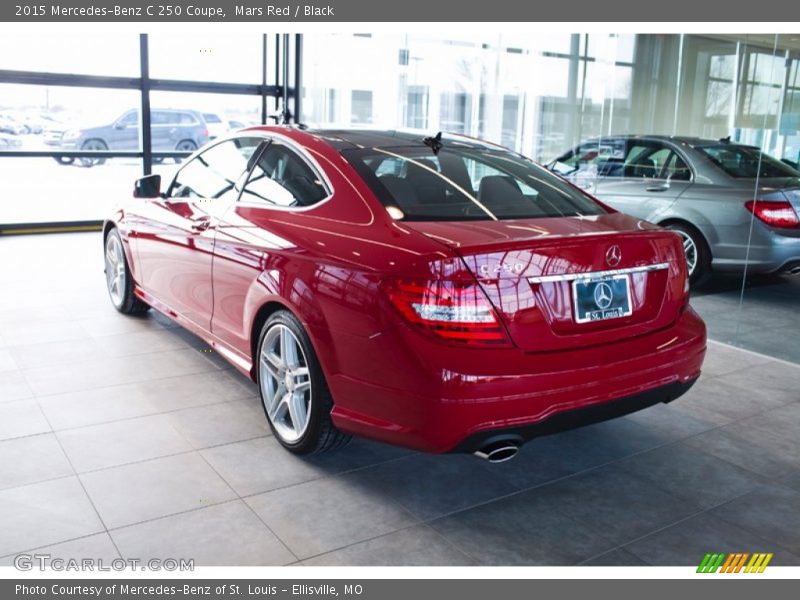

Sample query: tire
[173,140,197,164]
[54,156,74,165]
[665,222,711,285]
[104,228,150,315]
[256,310,350,454]
[80,139,107,167]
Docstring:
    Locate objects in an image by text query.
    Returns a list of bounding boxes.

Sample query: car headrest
[477,175,525,207]
[379,174,419,209]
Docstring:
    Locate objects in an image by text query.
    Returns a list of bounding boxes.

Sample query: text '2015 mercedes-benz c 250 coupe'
[104,127,706,462]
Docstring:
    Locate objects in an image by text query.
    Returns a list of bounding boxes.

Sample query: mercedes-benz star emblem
[605,245,622,267]
[594,282,614,309]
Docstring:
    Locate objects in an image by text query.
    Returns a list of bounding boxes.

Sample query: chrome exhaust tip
[474,440,520,463]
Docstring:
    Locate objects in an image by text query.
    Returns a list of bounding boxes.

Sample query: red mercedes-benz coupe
[104,126,706,461]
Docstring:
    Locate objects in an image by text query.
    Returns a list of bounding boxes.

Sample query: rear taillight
[382,277,511,347]
[744,200,800,228]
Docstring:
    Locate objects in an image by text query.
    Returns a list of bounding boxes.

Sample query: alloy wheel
[104,233,125,307]
[676,229,698,276]
[80,140,107,167]
[259,324,313,443]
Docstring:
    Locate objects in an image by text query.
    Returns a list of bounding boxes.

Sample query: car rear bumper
[326,306,707,453]
[711,224,800,274]
[452,377,697,453]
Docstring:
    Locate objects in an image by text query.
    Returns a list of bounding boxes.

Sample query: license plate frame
[572,274,633,324]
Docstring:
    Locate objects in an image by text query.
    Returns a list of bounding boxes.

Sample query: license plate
[572,274,633,324]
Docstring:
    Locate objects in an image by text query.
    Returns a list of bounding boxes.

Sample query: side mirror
[133,174,161,198]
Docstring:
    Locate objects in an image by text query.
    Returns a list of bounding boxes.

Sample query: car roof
[260,127,504,151]
[588,134,751,148]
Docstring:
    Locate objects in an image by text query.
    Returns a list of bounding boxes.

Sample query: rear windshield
[342,145,607,221]
[696,144,800,178]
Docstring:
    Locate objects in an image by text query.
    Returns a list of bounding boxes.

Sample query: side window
[177,112,198,125]
[151,111,170,125]
[170,137,262,201]
[241,143,328,208]
[117,111,138,127]
[557,139,626,177]
[663,152,692,181]
[623,143,671,179]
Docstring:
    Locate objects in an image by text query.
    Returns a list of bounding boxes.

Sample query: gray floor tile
[489,417,671,491]
[304,437,415,473]
[429,490,615,565]
[23,349,221,397]
[303,525,475,566]
[38,385,163,431]
[350,452,517,521]
[166,401,269,449]
[0,533,120,566]
[695,341,772,377]
[79,453,236,529]
[710,484,800,555]
[683,422,800,481]
[674,376,782,422]
[1,320,91,347]
[580,548,649,566]
[0,371,34,403]
[57,415,193,473]
[76,314,167,338]
[0,349,18,372]
[201,437,327,497]
[616,442,765,509]
[0,433,73,490]
[245,475,417,559]
[532,463,700,546]
[0,477,104,557]
[0,399,51,441]
[138,370,258,413]
[111,500,295,566]
[93,329,191,358]
[625,511,800,566]
[8,338,108,370]
[623,401,719,440]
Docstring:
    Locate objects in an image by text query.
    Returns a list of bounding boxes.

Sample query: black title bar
[2,0,798,22]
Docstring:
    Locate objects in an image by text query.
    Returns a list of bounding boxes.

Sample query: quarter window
[170,137,262,201]
[240,143,329,207]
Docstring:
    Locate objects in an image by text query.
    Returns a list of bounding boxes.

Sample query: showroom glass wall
[301,33,800,164]
[301,33,800,358]
[0,33,298,227]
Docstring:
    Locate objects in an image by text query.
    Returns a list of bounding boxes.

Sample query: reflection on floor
[0,233,798,566]
[692,273,800,364]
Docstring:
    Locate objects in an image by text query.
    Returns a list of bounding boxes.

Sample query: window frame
[236,132,335,212]
[166,133,267,200]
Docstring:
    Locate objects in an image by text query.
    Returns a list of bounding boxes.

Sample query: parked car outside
[548,135,800,282]
[103,127,706,459]
[56,108,210,167]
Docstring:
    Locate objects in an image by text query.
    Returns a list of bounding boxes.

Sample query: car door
[149,110,175,151]
[592,140,694,222]
[109,109,139,150]
[210,140,331,357]
[133,136,263,330]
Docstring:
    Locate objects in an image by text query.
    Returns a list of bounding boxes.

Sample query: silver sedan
[548,135,800,282]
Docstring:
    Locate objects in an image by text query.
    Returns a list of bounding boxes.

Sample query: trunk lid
[406,213,687,352]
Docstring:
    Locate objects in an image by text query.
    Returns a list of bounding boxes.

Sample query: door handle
[191,217,211,232]
[646,185,669,192]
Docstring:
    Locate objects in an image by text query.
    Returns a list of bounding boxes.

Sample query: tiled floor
[692,273,800,364]
[1,232,799,566]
